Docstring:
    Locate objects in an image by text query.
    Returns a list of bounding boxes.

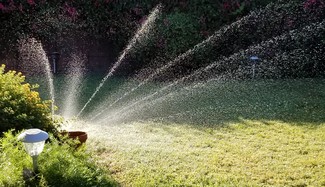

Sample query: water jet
[14,1,325,130]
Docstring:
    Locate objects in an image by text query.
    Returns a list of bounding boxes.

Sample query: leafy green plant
[0,130,117,187]
[0,64,55,134]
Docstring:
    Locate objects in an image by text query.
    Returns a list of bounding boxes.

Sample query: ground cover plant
[0,130,117,187]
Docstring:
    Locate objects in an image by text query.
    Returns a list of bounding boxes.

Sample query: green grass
[119,78,325,125]
[76,78,325,186]
[89,121,325,186]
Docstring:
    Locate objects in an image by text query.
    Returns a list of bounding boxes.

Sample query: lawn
[64,78,325,186]
[88,121,325,186]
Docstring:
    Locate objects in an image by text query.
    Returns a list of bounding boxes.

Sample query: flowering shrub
[0,65,56,134]
[303,0,325,10]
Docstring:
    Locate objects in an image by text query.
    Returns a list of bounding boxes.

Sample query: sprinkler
[50,52,60,74]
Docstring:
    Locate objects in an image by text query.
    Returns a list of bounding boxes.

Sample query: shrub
[0,64,55,134]
[157,12,203,57]
[0,130,117,186]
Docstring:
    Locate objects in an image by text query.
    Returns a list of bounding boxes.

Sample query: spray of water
[62,51,87,118]
[87,2,290,120]
[77,4,162,117]
[88,28,227,120]
[94,19,325,123]
[13,1,323,126]
[18,38,55,119]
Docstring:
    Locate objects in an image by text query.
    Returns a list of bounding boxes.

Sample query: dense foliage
[0,0,324,79]
[0,65,55,133]
[0,0,277,61]
[0,130,117,186]
[0,0,276,45]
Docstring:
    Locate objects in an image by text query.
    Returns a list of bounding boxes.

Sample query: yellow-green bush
[0,64,55,134]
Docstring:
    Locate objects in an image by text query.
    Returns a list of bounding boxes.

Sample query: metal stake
[32,155,39,173]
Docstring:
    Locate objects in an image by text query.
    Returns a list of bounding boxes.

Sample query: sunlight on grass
[85,120,325,186]
[60,78,325,186]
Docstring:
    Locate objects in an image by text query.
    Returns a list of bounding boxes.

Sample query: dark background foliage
[0,0,324,79]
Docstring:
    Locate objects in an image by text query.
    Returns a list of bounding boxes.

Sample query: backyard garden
[0,0,324,186]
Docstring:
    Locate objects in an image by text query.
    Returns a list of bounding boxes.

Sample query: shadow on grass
[108,78,325,127]
[44,74,325,127]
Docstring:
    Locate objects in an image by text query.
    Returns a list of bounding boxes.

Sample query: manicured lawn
[65,78,325,186]
[84,121,324,186]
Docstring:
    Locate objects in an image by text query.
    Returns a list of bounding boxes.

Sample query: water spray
[94,19,325,123]
[77,4,162,117]
[18,38,56,120]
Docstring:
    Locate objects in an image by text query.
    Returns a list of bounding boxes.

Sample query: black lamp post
[50,52,60,74]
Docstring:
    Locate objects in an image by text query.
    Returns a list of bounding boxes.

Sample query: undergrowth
[0,130,117,187]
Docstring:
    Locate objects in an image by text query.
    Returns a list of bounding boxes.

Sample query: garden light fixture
[18,129,48,173]
[50,52,60,74]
